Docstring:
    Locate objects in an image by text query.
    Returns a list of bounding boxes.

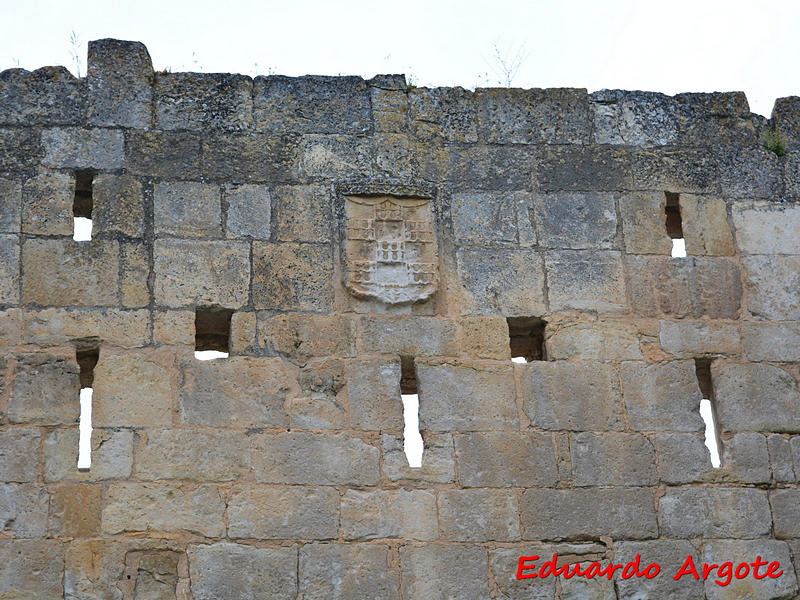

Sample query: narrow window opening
[695,358,721,468]
[507,316,546,363]
[665,191,686,258]
[76,343,99,471]
[194,307,232,360]
[73,170,94,242]
[400,356,423,468]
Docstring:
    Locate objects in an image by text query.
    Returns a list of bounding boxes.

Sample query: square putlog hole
[507,316,546,362]
[195,308,233,353]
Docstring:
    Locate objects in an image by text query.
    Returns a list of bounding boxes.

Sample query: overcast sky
[2,0,798,116]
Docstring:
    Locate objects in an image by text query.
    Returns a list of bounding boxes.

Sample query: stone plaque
[343,196,438,304]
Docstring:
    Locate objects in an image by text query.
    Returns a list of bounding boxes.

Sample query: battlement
[0,39,799,599]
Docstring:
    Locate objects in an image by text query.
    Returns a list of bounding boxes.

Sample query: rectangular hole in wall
[695,358,721,468]
[507,316,546,363]
[73,170,94,242]
[400,355,423,468]
[76,342,99,471]
[194,307,232,360]
[665,191,686,258]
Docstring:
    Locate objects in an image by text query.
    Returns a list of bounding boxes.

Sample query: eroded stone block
[0,539,64,599]
[340,489,437,541]
[546,250,627,312]
[533,192,618,249]
[454,431,558,487]
[381,432,455,483]
[570,432,657,486]
[659,487,771,538]
[439,489,520,541]
[0,428,40,482]
[154,181,221,237]
[0,483,49,537]
[9,352,80,425]
[93,174,144,237]
[155,72,253,131]
[400,545,488,600]
[252,242,333,311]
[224,183,271,239]
[87,39,153,128]
[300,543,399,600]
[42,127,124,170]
[43,428,133,482]
[345,359,403,430]
[21,172,73,235]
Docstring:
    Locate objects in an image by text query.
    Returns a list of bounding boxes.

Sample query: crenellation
[0,38,798,598]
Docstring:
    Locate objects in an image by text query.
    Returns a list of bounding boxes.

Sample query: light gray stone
[21,172,73,235]
[546,250,627,312]
[570,432,658,486]
[451,191,519,246]
[418,363,519,431]
[9,352,80,425]
[546,318,643,361]
[400,545,488,600]
[521,361,624,431]
[381,432,455,483]
[42,127,124,170]
[767,434,796,482]
[620,360,705,432]
[134,429,247,481]
[300,543,399,600]
[712,362,800,433]
[659,320,741,357]
[721,432,771,484]
[654,433,714,484]
[454,431,558,487]
[439,489,520,541]
[188,543,297,600]
[0,484,48,537]
[742,321,800,362]
[87,39,153,128]
[224,183,271,239]
[702,540,797,600]
[0,178,20,233]
[154,181,221,237]
[0,428,40,482]
[0,539,64,599]
[359,316,458,356]
[346,359,403,430]
[250,432,379,485]
[659,487,771,538]
[340,489,437,541]
[43,428,133,482]
[615,540,704,600]
[533,192,618,249]
[742,255,800,320]
[0,234,18,304]
[228,485,339,539]
[770,489,800,539]
[733,201,800,254]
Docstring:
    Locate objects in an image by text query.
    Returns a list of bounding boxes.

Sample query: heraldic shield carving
[343,196,439,304]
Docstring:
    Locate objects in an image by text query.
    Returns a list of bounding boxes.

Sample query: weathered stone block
[155,72,253,131]
[341,489,437,541]
[770,489,800,539]
[448,144,534,191]
[250,432,379,485]
[93,351,175,427]
[48,484,101,537]
[679,194,734,256]
[22,307,150,348]
[659,487,771,538]
[9,352,80,425]
[202,133,300,182]
[456,248,546,315]
[154,181,221,237]
[0,539,64,599]
[300,543,399,600]
[537,145,632,191]
[418,363,518,431]
[135,428,246,481]
[359,316,458,357]
[409,87,477,142]
[451,191,520,246]
[674,92,756,145]
[345,359,403,430]
[591,89,679,146]
[702,540,797,600]
[188,543,297,600]
[381,432,455,483]
[87,38,153,128]
[22,239,120,306]
[742,255,800,320]
[439,489,520,541]
[179,356,291,428]
[289,357,347,429]
[722,432,771,484]
[615,541,704,600]
[618,191,673,254]
[718,146,783,199]
[0,127,41,174]
[254,75,371,134]
[546,318,643,361]
[252,241,333,311]
[42,127,124,170]
[521,488,658,540]
[0,483,48,537]
[477,87,590,144]
[621,360,705,431]
[743,321,800,362]
[654,433,714,484]
[521,361,624,431]
[153,239,250,308]
[43,428,133,482]
[228,485,339,539]
[21,172,73,235]
[274,184,331,242]
[262,313,356,363]
[533,192,618,249]
[0,428,40,482]
[626,255,742,319]
[767,434,796,482]
[0,66,84,126]
[458,315,511,360]
[570,432,657,486]
[0,234,19,304]
[92,174,144,238]
[400,545,488,600]
[0,178,21,232]
[125,130,201,178]
[223,183,271,239]
[295,134,373,181]
[489,545,562,599]
[102,483,225,536]
[712,362,800,433]
[153,309,194,346]
[546,250,627,312]
[455,431,558,487]
[116,244,147,310]
[633,147,718,193]
[733,201,800,255]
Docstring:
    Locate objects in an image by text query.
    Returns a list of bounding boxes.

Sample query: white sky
[2,0,799,116]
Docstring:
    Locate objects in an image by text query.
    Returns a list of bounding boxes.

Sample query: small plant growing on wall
[762,126,787,156]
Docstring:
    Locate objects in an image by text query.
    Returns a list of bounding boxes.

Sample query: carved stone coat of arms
[342,196,439,304]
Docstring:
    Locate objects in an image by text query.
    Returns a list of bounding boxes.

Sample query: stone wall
[0,38,799,599]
